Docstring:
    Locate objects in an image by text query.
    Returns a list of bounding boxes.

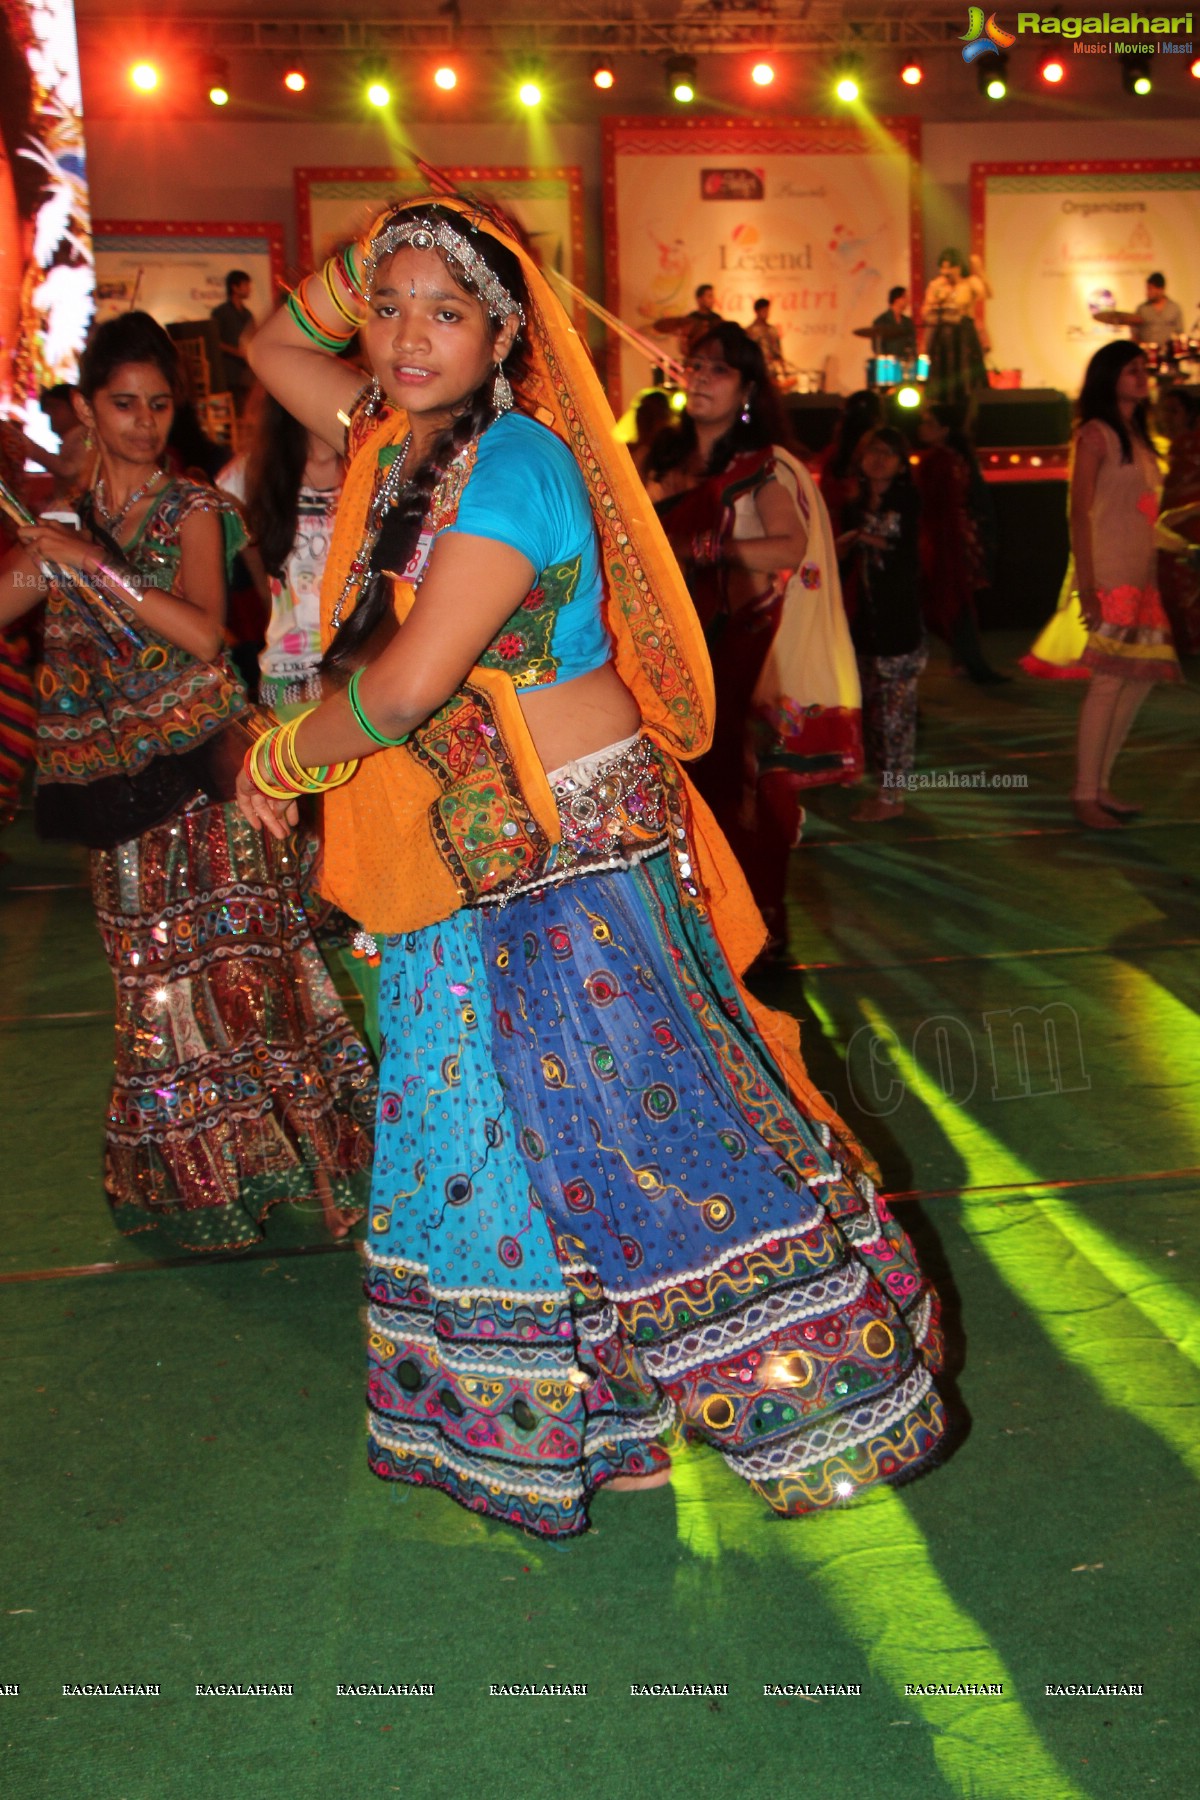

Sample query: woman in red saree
[646,323,860,954]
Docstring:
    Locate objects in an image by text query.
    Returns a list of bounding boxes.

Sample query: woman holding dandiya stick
[0,311,375,1251]
[240,197,947,1538]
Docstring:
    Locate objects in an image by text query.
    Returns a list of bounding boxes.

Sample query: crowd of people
[0,197,1196,1540]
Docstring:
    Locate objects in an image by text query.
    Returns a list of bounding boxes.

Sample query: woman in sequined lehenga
[237,198,948,1538]
[0,312,375,1251]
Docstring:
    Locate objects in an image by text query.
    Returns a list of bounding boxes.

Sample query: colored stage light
[361,59,391,108]
[283,68,307,94]
[592,61,615,91]
[669,389,687,412]
[1123,54,1152,94]
[900,58,924,87]
[667,55,696,105]
[833,56,862,104]
[896,385,922,410]
[434,65,457,91]
[978,54,1008,100]
[204,57,230,107]
[751,62,775,88]
[129,61,159,93]
[515,59,544,106]
[1191,55,1200,78]
[1040,57,1064,83]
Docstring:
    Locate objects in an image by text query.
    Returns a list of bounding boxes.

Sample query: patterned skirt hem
[106,1165,370,1253]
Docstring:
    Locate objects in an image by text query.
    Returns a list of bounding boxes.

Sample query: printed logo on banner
[961,9,1016,59]
[700,169,765,202]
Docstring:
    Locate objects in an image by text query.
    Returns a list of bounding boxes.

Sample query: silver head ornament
[362,214,525,325]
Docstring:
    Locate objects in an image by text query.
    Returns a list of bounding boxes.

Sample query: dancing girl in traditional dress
[0,312,375,1250]
[239,198,947,1537]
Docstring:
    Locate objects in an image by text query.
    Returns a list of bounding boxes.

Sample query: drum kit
[1093,309,1200,375]
[851,325,929,391]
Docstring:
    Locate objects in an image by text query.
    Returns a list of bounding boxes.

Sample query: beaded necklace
[331,432,413,628]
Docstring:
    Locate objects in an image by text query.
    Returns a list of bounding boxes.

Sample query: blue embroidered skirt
[364,823,944,1538]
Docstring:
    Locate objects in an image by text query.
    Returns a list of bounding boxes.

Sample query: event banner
[972,160,1200,394]
[296,166,587,330]
[603,118,920,408]
[1,0,92,432]
[92,223,285,332]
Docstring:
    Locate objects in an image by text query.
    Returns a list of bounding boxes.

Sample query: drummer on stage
[1134,272,1185,353]
[871,286,918,362]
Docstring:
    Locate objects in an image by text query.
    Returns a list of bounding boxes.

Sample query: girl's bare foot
[314,1169,361,1239]
[1073,798,1124,830]
[1098,791,1142,818]
[852,792,904,823]
[607,1467,673,1492]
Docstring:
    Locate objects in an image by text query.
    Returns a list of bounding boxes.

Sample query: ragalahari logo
[961,8,1017,60]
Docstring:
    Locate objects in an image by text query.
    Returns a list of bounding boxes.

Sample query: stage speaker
[981,479,1070,629]
[783,394,844,455]
[974,388,1072,447]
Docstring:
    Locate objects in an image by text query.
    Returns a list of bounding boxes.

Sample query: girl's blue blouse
[439,411,611,688]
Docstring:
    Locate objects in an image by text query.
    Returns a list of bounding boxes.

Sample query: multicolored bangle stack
[347,667,409,747]
[285,251,368,351]
[246,715,359,799]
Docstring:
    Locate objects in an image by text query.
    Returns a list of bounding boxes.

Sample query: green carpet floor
[2,634,1197,1800]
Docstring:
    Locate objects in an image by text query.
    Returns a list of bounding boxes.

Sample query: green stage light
[833,54,862,104]
[516,59,544,107]
[667,55,696,105]
[978,53,1008,100]
[361,58,391,109]
[1123,54,1153,95]
[896,385,922,409]
[670,389,687,412]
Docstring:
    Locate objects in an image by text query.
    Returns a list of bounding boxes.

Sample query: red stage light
[1041,58,1065,83]
[751,61,775,88]
[284,69,307,94]
[1191,55,1200,78]
[434,64,458,91]
[900,58,923,87]
[129,61,159,93]
[593,62,615,90]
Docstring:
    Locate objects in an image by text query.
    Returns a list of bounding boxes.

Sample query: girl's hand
[835,528,861,554]
[17,522,95,574]
[235,764,297,839]
[1078,587,1102,631]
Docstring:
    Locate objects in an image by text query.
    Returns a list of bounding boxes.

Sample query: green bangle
[347,666,409,747]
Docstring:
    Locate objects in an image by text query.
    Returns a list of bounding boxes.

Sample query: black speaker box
[974,388,1072,447]
[783,394,845,455]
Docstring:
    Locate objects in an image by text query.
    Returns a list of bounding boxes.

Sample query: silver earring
[740,394,753,425]
[493,363,514,414]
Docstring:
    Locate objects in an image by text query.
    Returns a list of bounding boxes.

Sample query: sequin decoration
[92,798,376,1251]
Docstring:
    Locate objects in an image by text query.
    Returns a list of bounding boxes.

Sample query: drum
[869,354,904,387]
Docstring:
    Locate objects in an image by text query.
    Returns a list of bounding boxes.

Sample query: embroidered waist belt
[469,732,668,907]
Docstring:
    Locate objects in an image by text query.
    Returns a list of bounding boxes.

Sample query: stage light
[362,59,391,108]
[900,57,924,87]
[978,54,1008,100]
[669,389,687,412]
[1123,54,1152,95]
[667,55,696,105]
[129,61,159,93]
[516,59,544,106]
[751,61,775,88]
[896,385,922,410]
[433,64,457,91]
[283,68,307,94]
[205,57,230,107]
[1040,57,1064,83]
[1191,55,1200,78]
[592,61,615,91]
[833,55,862,104]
